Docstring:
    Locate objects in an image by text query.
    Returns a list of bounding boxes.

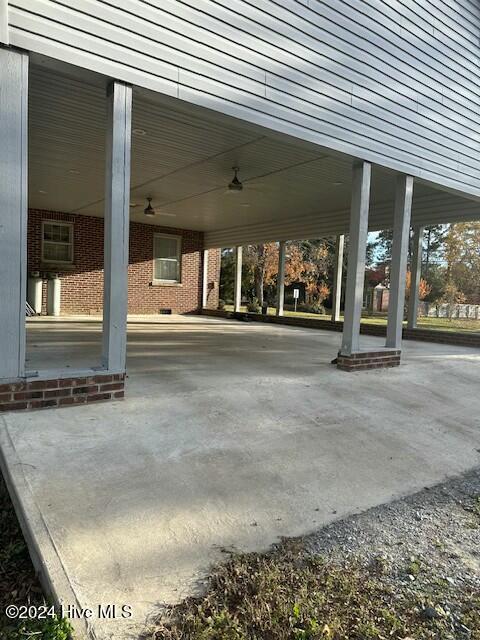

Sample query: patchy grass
[223,305,480,334]
[0,475,71,640]
[145,545,480,640]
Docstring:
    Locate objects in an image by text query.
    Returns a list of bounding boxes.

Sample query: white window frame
[153,233,182,284]
[41,220,74,264]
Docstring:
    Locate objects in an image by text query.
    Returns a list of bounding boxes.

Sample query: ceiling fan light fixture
[144,197,156,216]
[228,166,243,192]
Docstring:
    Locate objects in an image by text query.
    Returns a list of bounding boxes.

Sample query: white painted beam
[340,161,371,356]
[407,226,423,330]
[202,248,209,308]
[102,81,132,372]
[234,246,242,312]
[276,240,286,316]
[0,0,8,45]
[0,48,28,380]
[331,234,344,322]
[386,175,414,348]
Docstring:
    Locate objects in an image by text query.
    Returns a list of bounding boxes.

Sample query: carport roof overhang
[29,55,480,250]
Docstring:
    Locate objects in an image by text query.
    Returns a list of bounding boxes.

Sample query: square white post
[202,249,209,308]
[102,81,132,372]
[234,246,243,312]
[340,161,371,356]
[0,48,28,380]
[386,175,414,348]
[331,234,344,322]
[276,240,286,316]
[0,0,8,45]
[407,226,423,330]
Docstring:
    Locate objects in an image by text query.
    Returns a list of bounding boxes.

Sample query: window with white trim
[153,234,182,282]
[41,221,73,263]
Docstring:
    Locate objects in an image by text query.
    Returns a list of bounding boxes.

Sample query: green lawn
[223,305,480,334]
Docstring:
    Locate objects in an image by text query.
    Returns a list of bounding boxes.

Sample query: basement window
[41,221,74,264]
[153,234,182,283]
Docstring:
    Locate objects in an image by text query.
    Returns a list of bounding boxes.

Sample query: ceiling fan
[228,166,243,192]
[142,197,176,218]
[225,166,265,196]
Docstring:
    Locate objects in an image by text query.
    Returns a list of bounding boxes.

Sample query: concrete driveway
[1,316,480,639]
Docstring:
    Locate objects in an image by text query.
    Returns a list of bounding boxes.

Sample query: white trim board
[0,0,8,44]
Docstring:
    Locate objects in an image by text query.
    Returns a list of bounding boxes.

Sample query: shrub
[298,303,325,315]
[246,298,261,313]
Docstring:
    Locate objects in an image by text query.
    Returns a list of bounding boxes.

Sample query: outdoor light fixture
[144,197,156,217]
[228,166,243,192]
[133,128,146,136]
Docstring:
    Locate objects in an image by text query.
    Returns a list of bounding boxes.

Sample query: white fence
[419,302,480,319]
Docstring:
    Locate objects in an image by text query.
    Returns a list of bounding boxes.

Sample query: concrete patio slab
[2,316,480,639]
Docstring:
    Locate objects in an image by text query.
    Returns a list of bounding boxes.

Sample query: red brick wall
[28,209,105,314]
[27,209,220,315]
[205,248,221,310]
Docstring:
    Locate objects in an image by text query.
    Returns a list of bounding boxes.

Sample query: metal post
[331,234,344,322]
[340,161,371,356]
[102,81,132,372]
[0,48,28,379]
[276,241,286,316]
[407,226,423,330]
[386,175,414,348]
[234,246,242,312]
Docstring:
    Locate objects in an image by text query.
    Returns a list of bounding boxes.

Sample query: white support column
[386,175,414,348]
[234,246,243,312]
[102,81,132,372]
[407,226,423,330]
[0,48,28,380]
[202,249,209,308]
[340,161,371,356]
[331,234,344,322]
[276,240,286,316]
[0,0,8,45]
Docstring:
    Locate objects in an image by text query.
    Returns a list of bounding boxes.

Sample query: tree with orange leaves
[244,240,331,307]
[405,270,431,302]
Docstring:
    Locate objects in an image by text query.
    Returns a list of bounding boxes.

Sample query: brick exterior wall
[205,248,221,310]
[27,209,220,315]
[0,373,125,412]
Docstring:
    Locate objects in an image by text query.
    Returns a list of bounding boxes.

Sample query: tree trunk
[425,228,431,278]
[254,244,265,305]
[254,266,264,306]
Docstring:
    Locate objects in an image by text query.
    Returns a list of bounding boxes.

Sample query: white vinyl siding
[8,0,480,197]
[41,221,73,263]
[153,234,181,283]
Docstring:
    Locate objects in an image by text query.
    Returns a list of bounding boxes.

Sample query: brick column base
[336,350,401,371]
[0,373,125,412]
